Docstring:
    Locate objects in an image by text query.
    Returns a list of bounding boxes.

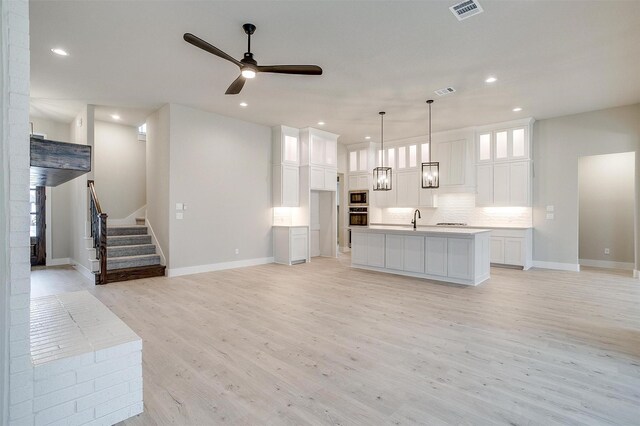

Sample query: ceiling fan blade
[183,33,242,67]
[256,65,323,75]
[225,75,246,95]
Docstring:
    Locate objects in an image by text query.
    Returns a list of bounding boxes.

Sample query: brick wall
[1,0,33,424]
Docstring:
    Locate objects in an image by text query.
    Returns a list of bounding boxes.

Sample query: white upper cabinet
[301,127,339,168]
[434,139,466,186]
[396,171,419,207]
[349,148,368,173]
[273,125,300,165]
[475,124,531,163]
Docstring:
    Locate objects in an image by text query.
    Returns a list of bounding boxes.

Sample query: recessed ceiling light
[239,102,248,107]
[111,114,121,120]
[512,107,522,112]
[365,136,371,140]
[317,121,325,126]
[51,48,68,56]
[485,76,497,83]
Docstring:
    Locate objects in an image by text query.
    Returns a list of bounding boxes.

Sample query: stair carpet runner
[104,220,165,282]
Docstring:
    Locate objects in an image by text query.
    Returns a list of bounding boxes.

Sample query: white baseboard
[47,257,70,266]
[70,259,94,283]
[579,259,634,270]
[531,261,580,272]
[168,257,274,278]
[109,205,146,226]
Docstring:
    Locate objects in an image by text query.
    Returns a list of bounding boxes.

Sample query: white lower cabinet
[425,237,447,276]
[385,234,404,270]
[403,236,425,273]
[447,238,473,280]
[273,226,308,265]
[367,233,386,267]
[489,229,532,269]
[351,232,385,267]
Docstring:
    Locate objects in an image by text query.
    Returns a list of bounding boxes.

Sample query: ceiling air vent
[450,0,484,21]
[434,87,456,97]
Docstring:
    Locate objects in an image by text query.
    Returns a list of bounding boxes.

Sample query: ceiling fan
[183,23,323,95]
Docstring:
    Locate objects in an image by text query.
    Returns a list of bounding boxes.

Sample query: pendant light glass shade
[422,100,439,189]
[373,111,392,191]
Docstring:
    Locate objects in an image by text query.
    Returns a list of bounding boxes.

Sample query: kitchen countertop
[370,222,533,230]
[272,225,309,228]
[351,225,491,235]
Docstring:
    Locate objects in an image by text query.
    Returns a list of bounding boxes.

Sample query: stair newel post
[98,212,108,285]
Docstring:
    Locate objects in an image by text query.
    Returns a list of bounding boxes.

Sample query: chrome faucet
[411,209,421,230]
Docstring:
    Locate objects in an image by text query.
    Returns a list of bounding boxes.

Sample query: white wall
[94,120,146,219]
[1,1,33,423]
[69,105,95,279]
[533,103,640,268]
[146,105,171,266]
[168,104,272,272]
[579,152,635,265]
[30,116,73,261]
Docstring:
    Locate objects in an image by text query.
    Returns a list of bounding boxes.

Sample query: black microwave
[349,190,368,206]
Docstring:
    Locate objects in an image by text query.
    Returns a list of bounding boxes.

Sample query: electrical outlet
[546,213,554,220]
[604,248,610,255]
[235,248,239,255]
[176,212,183,220]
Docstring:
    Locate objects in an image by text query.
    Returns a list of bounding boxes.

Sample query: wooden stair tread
[103,265,166,284]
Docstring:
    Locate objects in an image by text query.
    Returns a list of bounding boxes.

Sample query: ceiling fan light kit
[183,23,322,95]
[422,99,440,189]
[373,111,392,191]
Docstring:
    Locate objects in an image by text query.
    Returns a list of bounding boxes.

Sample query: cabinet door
[504,238,523,266]
[476,132,492,163]
[351,232,367,265]
[476,164,493,206]
[425,237,447,276]
[357,174,369,191]
[447,238,473,280]
[310,136,325,165]
[358,149,368,172]
[282,133,299,164]
[324,169,337,191]
[396,171,419,207]
[310,166,325,190]
[348,174,359,190]
[493,163,510,206]
[448,140,466,185]
[509,161,530,206]
[385,234,404,270]
[282,165,299,207]
[403,236,425,273]
[509,127,528,160]
[367,233,385,267]
[291,231,308,261]
[349,151,358,172]
[490,237,505,264]
[325,139,337,167]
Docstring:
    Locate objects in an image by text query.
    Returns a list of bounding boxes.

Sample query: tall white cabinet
[475,118,534,207]
[272,126,300,207]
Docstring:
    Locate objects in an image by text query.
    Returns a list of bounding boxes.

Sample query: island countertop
[350,225,491,236]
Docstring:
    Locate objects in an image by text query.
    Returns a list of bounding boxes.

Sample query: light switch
[176,203,183,210]
[546,213,554,220]
[546,205,554,212]
[176,212,184,220]
[183,203,188,210]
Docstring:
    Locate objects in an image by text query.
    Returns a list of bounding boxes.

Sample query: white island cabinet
[350,226,491,286]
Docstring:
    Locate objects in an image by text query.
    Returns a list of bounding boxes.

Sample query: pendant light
[422,99,439,189]
[373,111,392,191]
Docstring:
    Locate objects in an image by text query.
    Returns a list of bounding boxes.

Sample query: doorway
[578,152,635,271]
[30,186,46,266]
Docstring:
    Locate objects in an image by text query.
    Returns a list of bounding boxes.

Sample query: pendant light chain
[428,101,432,162]
[380,111,385,167]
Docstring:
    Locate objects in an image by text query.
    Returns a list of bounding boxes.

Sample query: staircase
[104,225,165,283]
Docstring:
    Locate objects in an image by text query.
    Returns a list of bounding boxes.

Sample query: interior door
[30,186,46,266]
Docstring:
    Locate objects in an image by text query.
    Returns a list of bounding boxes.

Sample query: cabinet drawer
[290,227,307,236]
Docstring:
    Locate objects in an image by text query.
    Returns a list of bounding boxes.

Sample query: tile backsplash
[379,193,532,227]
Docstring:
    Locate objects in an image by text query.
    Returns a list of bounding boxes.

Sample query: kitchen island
[350,225,491,286]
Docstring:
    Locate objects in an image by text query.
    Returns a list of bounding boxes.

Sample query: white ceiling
[29,0,640,143]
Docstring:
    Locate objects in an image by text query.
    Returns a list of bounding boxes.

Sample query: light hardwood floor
[31,258,640,425]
